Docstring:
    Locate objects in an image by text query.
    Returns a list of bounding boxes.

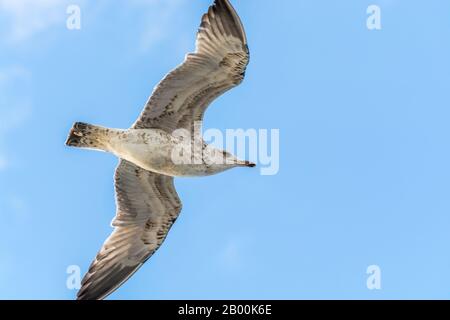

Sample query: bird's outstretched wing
[133,0,249,134]
[77,160,182,300]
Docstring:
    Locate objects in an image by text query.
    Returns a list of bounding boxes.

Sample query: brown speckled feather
[77,160,182,300]
[133,0,249,134]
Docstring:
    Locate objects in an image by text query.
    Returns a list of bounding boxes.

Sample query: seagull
[66,0,252,300]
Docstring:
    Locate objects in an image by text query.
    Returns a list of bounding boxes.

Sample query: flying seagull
[66,0,251,300]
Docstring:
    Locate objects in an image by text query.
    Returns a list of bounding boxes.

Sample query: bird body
[67,122,253,177]
[66,0,252,300]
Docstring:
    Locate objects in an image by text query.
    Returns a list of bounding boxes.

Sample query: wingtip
[212,0,247,45]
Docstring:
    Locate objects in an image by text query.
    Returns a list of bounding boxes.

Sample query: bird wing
[77,160,182,300]
[132,0,249,134]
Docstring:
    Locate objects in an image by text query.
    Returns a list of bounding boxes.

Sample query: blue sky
[1,0,450,300]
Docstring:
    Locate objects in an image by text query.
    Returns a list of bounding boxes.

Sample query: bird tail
[65,122,111,151]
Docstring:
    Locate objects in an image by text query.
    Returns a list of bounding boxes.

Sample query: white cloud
[0,0,88,44]
[0,0,65,43]
[0,0,190,52]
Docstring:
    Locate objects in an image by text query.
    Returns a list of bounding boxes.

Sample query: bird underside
[66,122,255,177]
